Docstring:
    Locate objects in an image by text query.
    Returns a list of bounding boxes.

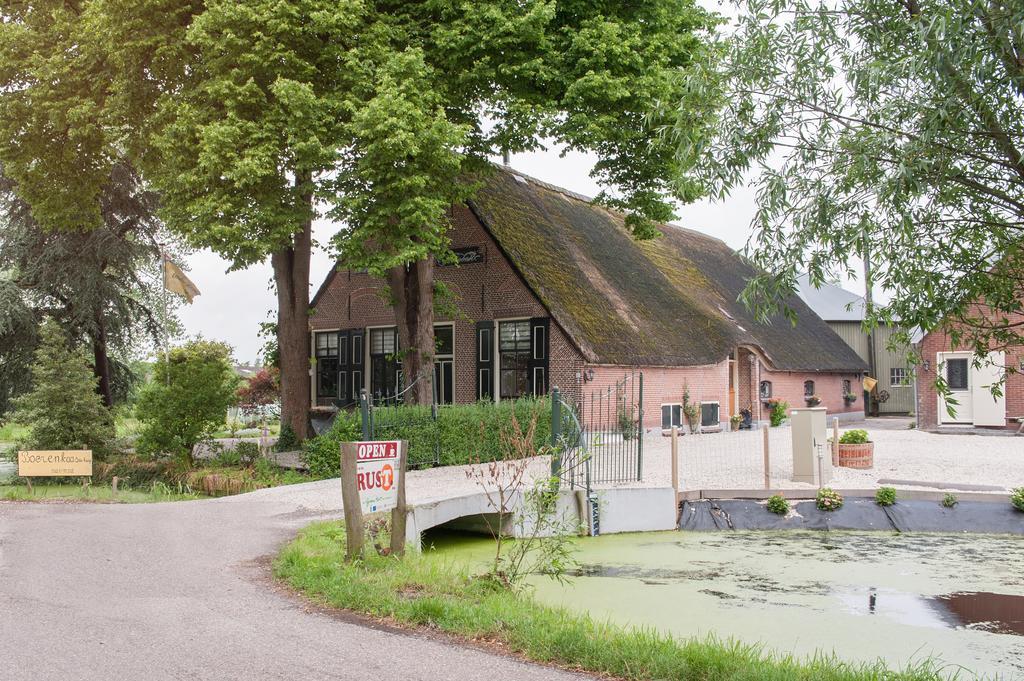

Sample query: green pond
[424,529,1024,680]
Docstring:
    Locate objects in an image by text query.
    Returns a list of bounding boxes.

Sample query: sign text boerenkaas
[354,440,401,514]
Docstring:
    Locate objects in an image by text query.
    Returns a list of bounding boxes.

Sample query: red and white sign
[354,440,402,514]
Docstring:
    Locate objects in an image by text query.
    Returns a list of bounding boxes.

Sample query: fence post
[832,417,840,467]
[550,386,562,478]
[762,426,771,490]
[359,390,371,440]
[670,426,679,493]
[636,372,644,481]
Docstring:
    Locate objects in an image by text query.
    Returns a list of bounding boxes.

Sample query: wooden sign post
[17,450,93,492]
[340,440,408,561]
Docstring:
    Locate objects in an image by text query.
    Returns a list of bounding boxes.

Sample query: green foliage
[134,340,239,462]
[839,429,870,445]
[875,487,897,507]
[277,521,953,681]
[768,400,788,427]
[0,276,38,420]
[816,488,844,512]
[1011,488,1024,513]
[12,319,115,458]
[678,0,1024,369]
[301,411,361,479]
[275,424,301,453]
[233,441,261,467]
[766,494,789,515]
[941,493,958,509]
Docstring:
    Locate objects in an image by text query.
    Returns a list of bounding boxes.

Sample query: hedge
[301,397,552,479]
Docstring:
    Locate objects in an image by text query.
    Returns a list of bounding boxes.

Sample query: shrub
[941,493,958,508]
[1011,488,1024,513]
[839,429,870,445]
[768,400,789,427]
[234,441,261,466]
[816,487,843,511]
[301,411,361,479]
[12,319,115,458]
[766,494,789,515]
[875,486,897,506]
[275,424,300,452]
[135,340,239,463]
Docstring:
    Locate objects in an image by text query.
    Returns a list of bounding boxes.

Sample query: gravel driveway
[0,489,581,681]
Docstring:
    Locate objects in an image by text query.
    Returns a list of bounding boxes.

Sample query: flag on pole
[163,259,201,303]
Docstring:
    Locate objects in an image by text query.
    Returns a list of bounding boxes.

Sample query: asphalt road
[0,492,580,681]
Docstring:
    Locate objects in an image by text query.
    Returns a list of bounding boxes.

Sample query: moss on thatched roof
[468,168,866,373]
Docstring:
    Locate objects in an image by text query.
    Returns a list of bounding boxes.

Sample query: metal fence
[359,377,440,469]
[672,426,794,490]
[553,371,644,489]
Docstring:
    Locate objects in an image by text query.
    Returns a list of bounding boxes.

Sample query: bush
[1011,488,1024,513]
[12,319,115,458]
[301,411,360,479]
[275,423,300,452]
[941,493,958,508]
[766,494,788,515]
[768,400,788,427]
[839,429,870,444]
[135,340,239,463]
[816,487,843,511]
[875,486,897,506]
[234,441,261,466]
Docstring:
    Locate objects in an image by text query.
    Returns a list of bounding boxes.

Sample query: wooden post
[112,476,119,497]
[832,417,840,467]
[670,426,679,493]
[25,477,32,494]
[340,442,365,561]
[389,440,409,557]
[762,426,771,490]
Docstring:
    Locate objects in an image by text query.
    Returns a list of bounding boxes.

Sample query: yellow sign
[18,450,93,477]
[863,376,878,393]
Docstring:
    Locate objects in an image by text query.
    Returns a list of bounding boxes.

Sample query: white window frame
[494,317,531,402]
[433,323,455,405]
[311,328,341,405]
[889,367,910,388]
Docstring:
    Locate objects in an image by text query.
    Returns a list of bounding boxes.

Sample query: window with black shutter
[527,317,549,396]
[476,321,494,401]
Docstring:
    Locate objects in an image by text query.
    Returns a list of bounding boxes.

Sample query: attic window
[513,174,529,185]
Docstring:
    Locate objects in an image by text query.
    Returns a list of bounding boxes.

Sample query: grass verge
[274,522,953,681]
[0,482,202,503]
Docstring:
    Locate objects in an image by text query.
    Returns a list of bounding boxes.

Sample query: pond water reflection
[425,530,1024,679]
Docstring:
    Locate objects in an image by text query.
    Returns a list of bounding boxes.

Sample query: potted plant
[765,399,788,427]
[837,429,873,469]
[843,391,858,406]
[682,383,701,434]
[805,394,822,407]
[729,414,741,431]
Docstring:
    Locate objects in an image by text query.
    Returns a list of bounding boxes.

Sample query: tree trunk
[92,316,113,408]
[272,174,313,442]
[387,257,435,405]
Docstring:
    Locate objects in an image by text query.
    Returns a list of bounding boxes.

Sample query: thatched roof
[468,168,866,373]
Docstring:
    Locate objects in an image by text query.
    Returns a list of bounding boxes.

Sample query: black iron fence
[552,371,644,489]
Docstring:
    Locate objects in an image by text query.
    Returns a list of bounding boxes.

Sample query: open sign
[351,441,402,514]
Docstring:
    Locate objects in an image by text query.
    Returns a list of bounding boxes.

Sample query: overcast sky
[173,147,763,363]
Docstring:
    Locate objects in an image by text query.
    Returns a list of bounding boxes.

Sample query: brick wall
[758,369,864,419]
[310,204,586,406]
[916,314,1024,429]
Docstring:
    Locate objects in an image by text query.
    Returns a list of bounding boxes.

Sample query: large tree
[0,165,174,407]
[0,0,720,439]
[675,0,1024,362]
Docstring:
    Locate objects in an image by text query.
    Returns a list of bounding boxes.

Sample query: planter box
[837,442,874,469]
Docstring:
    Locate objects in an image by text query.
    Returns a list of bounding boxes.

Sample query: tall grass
[275,522,956,681]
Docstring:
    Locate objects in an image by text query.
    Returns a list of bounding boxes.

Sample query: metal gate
[552,371,643,488]
[358,376,440,469]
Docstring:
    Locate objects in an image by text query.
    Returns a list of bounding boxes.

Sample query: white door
[971,351,1006,427]
[938,352,972,424]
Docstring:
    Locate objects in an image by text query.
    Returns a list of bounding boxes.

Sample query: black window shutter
[528,317,550,396]
[349,329,363,404]
[475,321,494,401]
[335,330,351,407]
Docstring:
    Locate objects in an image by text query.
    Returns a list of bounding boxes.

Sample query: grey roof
[797,274,867,322]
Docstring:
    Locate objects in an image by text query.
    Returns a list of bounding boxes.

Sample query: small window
[842,379,852,394]
[946,358,969,390]
[889,367,909,387]
[434,325,454,357]
[759,380,772,399]
[369,328,396,355]
[803,380,815,397]
[533,325,545,360]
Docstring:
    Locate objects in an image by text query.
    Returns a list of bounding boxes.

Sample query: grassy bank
[1,481,202,503]
[274,522,950,681]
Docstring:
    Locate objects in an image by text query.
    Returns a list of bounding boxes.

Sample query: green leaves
[678,0,1024,356]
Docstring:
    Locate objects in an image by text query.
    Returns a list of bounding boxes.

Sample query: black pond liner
[679,499,1024,535]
